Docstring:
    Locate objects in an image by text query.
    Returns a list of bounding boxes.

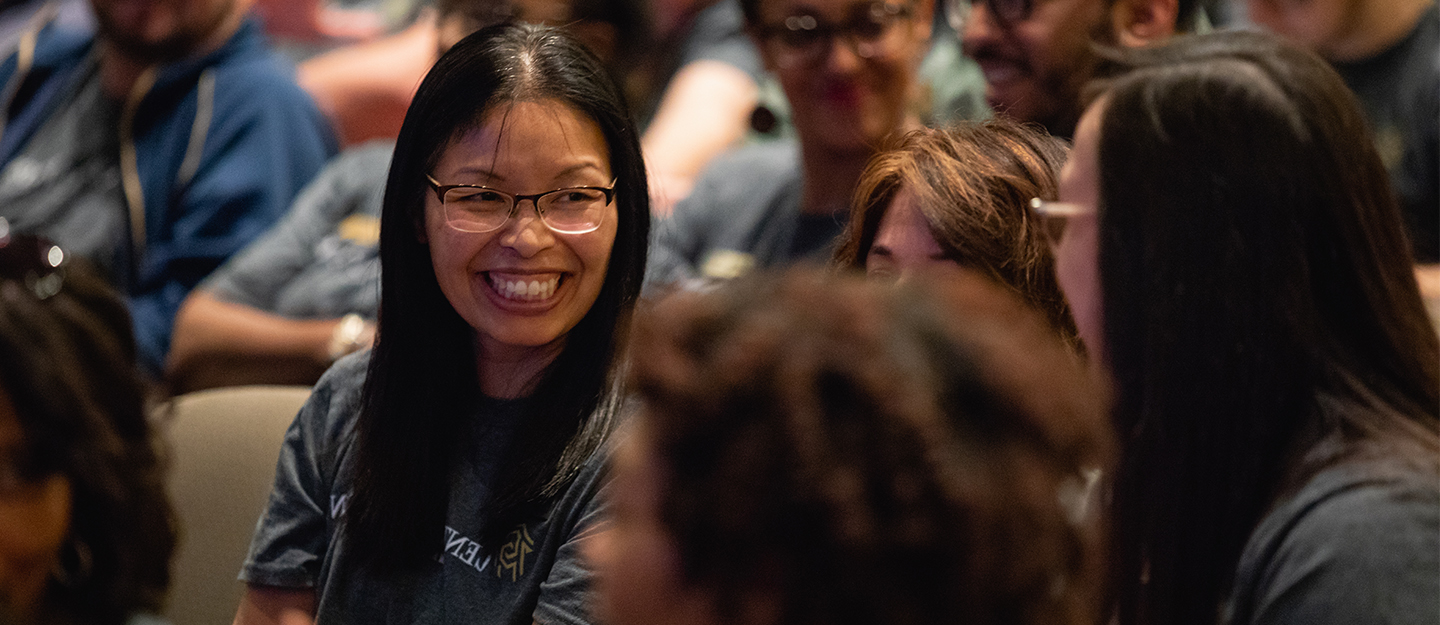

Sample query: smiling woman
[234,23,649,625]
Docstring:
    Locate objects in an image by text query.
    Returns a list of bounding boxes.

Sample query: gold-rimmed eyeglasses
[427,175,617,235]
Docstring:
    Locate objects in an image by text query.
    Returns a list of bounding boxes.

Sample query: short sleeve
[239,354,368,588]
[1234,468,1440,625]
[531,452,611,625]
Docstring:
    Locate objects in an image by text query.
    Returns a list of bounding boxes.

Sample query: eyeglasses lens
[769,2,910,65]
[443,187,608,234]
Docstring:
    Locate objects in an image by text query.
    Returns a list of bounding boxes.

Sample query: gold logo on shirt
[496,525,535,581]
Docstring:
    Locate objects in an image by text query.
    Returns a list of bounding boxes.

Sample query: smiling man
[956,0,1201,137]
[0,0,336,373]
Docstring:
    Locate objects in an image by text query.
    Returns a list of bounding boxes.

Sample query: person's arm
[167,291,373,392]
[233,585,317,625]
[642,59,758,216]
[129,65,337,374]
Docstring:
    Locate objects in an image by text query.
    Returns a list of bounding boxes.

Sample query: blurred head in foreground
[589,268,1111,625]
[0,228,174,625]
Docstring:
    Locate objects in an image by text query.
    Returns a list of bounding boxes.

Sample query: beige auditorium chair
[161,385,313,625]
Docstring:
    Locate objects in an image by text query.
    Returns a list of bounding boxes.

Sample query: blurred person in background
[0,223,175,625]
[588,268,1111,625]
[952,0,1203,137]
[0,0,337,375]
[298,0,650,147]
[646,0,934,287]
[1047,31,1438,625]
[1246,0,1437,305]
[832,118,1077,349]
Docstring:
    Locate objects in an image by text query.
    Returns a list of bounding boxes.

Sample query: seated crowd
[0,0,1434,624]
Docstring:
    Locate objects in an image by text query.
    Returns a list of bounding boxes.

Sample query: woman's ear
[1109,0,1179,47]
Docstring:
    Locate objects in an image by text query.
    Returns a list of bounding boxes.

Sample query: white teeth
[489,275,559,302]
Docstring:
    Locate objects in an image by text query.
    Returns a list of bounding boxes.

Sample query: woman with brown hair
[832,119,1077,347]
[587,268,1111,625]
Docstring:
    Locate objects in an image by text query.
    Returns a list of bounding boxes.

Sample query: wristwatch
[327,313,367,362]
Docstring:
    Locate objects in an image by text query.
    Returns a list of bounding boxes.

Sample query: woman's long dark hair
[348,22,649,569]
[1089,32,1440,625]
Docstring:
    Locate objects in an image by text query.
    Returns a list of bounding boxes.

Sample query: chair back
[161,385,312,625]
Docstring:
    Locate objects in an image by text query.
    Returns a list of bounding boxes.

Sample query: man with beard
[0,0,336,373]
[954,0,1202,137]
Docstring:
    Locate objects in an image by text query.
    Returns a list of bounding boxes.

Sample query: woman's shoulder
[296,350,372,443]
[1228,452,1439,625]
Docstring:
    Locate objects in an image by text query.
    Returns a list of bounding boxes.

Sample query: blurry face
[425,99,618,364]
[90,0,241,62]
[586,425,719,625]
[1053,99,1104,366]
[1246,0,1360,59]
[865,188,973,285]
[756,0,932,154]
[0,385,71,619]
[959,0,1106,135]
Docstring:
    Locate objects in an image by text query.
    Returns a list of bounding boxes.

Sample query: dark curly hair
[628,268,1112,625]
[0,244,175,625]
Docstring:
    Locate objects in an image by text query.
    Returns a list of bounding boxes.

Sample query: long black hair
[348,22,649,569]
[1088,32,1439,625]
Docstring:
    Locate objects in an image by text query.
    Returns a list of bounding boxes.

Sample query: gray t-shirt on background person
[646,140,847,290]
[241,353,607,624]
[203,141,389,319]
[1224,438,1440,625]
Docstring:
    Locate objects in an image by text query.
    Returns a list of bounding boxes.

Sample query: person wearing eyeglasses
[1049,32,1438,625]
[233,23,648,625]
[646,0,933,289]
[952,0,1201,138]
[0,226,176,625]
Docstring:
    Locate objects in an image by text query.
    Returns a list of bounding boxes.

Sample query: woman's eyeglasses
[427,176,616,235]
[0,218,67,300]
[756,2,914,68]
[945,0,1035,32]
[1028,198,1092,250]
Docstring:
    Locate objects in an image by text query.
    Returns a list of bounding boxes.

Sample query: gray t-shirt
[1224,443,1440,625]
[241,353,606,625]
[203,141,388,319]
[645,140,847,290]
